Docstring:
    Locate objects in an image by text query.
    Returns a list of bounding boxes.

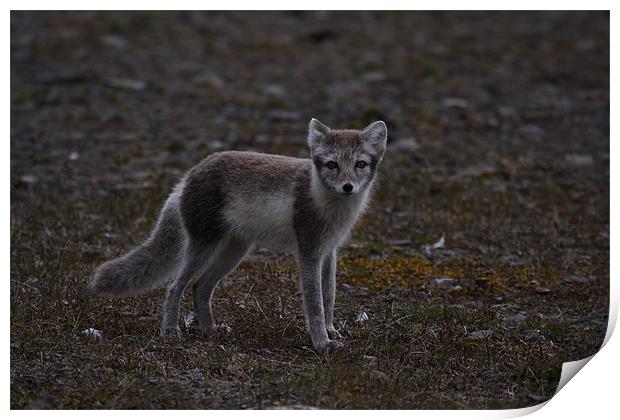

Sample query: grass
[9,177,607,408]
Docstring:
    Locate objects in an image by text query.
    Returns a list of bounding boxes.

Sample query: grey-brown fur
[89,183,185,297]
[89,118,387,352]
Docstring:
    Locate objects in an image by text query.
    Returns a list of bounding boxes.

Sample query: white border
[4,1,617,11]
[5,2,615,418]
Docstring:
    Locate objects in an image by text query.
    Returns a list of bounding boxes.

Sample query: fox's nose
[343,183,353,193]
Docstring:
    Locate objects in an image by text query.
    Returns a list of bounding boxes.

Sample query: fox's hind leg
[192,237,251,335]
[161,239,215,337]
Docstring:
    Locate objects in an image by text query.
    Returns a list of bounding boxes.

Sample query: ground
[10,11,609,409]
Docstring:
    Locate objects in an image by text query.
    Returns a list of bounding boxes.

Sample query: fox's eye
[326,161,338,170]
[356,161,367,169]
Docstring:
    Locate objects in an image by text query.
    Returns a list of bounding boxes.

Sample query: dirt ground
[10,11,609,409]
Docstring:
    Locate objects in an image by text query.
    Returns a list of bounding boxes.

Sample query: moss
[339,256,567,293]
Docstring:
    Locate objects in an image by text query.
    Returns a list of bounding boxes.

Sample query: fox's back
[180,151,311,248]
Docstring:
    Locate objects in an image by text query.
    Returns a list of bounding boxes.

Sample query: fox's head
[308,118,387,196]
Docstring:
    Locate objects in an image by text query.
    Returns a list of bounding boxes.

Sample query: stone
[469,330,492,339]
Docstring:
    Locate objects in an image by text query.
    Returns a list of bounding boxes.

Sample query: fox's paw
[201,324,232,337]
[160,326,181,339]
[327,327,343,340]
[314,339,344,353]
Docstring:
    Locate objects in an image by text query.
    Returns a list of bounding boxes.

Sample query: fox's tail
[89,186,185,297]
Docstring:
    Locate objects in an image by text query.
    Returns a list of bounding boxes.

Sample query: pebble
[82,328,102,339]
[518,124,545,140]
[433,278,458,289]
[502,313,527,324]
[565,275,591,284]
[107,78,146,91]
[363,355,378,365]
[442,97,468,109]
[194,72,224,89]
[263,84,286,97]
[469,330,492,339]
[20,174,37,184]
[371,370,389,380]
[450,163,500,181]
[565,154,593,166]
[101,34,128,49]
[355,312,369,323]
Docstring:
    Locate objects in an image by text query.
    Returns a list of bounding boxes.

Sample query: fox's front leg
[298,254,343,352]
[321,249,342,340]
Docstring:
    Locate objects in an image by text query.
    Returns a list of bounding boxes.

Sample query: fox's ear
[362,121,388,157]
[308,118,331,148]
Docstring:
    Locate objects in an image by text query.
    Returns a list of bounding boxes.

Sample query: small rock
[502,313,527,324]
[450,163,500,181]
[82,328,102,339]
[363,355,378,365]
[528,393,549,402]
[469,330,492,339]
[565,275,590,284]
[433,278,458,289]
[441,98,469,120]
[371,370,389,380]
[498,106,517,118]
[518,124,545,140]
[498,254,527,267]
[355,312,369,323]
[101,34,128,49]
[263,84,286,97]
[442,97,468,109]
[20,174,37,184]
[565,154,593,166]
[194,72,224,89]
[259,348,275,356]
[535,287,551,294]
[362,71,386,83]
[184,368,204,382]
[208,139,225,150]
[107,78,146,91]
[184,311,195,328]
[423,234,445,252]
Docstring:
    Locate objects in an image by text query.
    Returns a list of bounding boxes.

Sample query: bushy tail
[89,187,186,297]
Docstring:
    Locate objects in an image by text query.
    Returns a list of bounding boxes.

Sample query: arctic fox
[89,118,388,352]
